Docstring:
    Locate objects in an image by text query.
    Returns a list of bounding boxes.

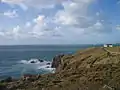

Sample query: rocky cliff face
[1,47,120,90]
[51,54,65,73]
[51,54,64,69]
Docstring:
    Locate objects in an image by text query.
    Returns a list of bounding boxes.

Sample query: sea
[0,44,102,80]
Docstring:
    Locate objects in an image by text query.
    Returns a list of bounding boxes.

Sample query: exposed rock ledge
[1,47,120,90]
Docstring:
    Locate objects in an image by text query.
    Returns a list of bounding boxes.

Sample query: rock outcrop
[51,54,64,69]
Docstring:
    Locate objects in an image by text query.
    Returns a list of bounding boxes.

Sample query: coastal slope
[1,47,120,90]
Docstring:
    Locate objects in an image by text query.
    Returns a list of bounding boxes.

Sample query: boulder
[39,59,44,62]
[22,74,34,81]
[30,61,36,63]
[46,63,51,65]
[46,66,50,68]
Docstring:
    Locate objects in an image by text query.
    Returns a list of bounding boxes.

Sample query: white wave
[20,59,51,64]
[37,64,55,72]
[20,60,28,64]
[18,58,55,73]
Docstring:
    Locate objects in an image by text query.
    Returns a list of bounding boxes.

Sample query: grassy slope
[2,46,120,90]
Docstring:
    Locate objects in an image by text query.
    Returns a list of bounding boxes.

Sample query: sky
[0,0,120,45]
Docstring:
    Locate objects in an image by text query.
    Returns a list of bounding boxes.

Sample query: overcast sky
[0,0,120,45]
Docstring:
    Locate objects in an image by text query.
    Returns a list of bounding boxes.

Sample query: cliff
[1,47,120,90]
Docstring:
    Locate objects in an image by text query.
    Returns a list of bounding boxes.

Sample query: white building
[104,44,113,47]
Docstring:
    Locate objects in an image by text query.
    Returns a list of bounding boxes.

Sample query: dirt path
[102,47,120,55]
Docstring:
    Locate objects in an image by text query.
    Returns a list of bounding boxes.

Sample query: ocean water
[0,45,96,80]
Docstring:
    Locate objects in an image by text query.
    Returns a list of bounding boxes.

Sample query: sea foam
[19,58,55,73]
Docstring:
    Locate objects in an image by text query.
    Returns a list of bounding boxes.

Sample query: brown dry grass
[2,46,120,90]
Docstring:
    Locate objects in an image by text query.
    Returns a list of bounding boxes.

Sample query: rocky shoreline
[0,54,63,81]
[0,54,65,90]
[1,47,120,90]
